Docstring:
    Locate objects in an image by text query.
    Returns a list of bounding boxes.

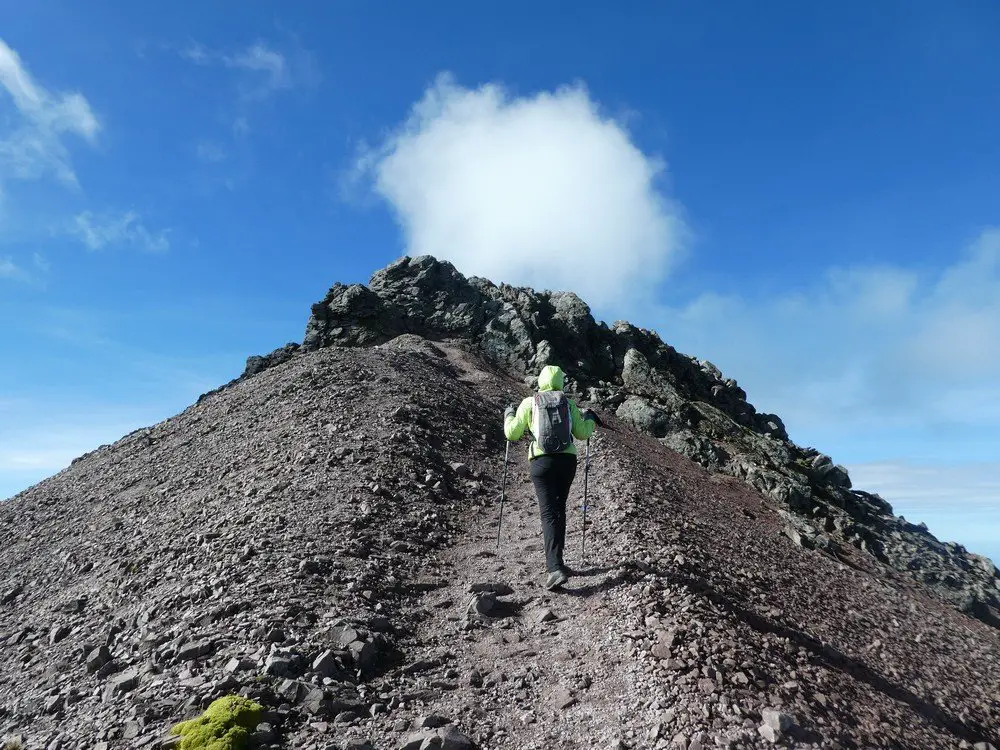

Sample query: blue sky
[1,2,998,563]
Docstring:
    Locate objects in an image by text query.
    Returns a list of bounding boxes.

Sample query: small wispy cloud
[0,256,23,280]
[0,253,52,285]
[227,42,290,98]
[0,38,99,188]
[71,211,170,253]
[179,40,295,100]
[195,140,226,163]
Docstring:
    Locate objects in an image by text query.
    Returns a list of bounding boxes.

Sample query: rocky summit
[2,255,999,750]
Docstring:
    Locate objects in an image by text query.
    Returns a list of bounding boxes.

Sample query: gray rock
[467,582,514,596]
[313,649,339,677]
[760,709,793,733]
[277,679,305,703]
[536,608,557,623]
[1,584,23,604]
[435,725,475,750]
[264,654,292,676]
[48,624,70,645]
[86,645,112,674]
[466,592,496,617]
[331,624,359,647]
[104,668,139,700]
[175,639,214,662]
[348,639,378,675]
[758,724,778,743]
[416,715,451,729]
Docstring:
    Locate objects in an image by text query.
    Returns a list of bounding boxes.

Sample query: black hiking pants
[529,453,578,573]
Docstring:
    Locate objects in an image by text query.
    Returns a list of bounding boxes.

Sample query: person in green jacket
[504,364,598,590]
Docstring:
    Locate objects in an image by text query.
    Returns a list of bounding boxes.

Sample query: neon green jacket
[504,365,596,459]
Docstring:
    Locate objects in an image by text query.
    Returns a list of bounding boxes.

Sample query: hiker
[504,365,598,590]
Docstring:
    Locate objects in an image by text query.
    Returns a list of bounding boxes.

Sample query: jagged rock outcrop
[248,255,1000,627]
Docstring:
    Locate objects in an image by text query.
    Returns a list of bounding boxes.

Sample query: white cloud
[0,38,99,187]
[0,415,150,499]
[848,460,1000,563]
[355,73,685,308]
[654,228,1000,438]
[71,211,169,253]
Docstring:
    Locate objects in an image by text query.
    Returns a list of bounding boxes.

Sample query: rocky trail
[3,255,1000,750]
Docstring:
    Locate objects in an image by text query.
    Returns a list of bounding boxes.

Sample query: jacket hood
[537,365,565,392]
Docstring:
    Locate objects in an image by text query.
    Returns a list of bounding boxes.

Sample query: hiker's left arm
[504,397,532,441]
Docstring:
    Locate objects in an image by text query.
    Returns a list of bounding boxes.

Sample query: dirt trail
[375,343,642,749]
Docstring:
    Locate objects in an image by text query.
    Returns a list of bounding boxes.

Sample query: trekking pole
[497,440,510,551]
[582,438,590,563]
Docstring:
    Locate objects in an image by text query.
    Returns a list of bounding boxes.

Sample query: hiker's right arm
[504,397,532,441]
[571,403,598,441]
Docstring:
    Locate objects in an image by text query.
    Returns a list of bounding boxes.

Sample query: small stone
[697,678,716,694]
[331,624,359,647]
[176,639,214,662]
[450,462,472,477]
[86,645,112,674]
[436,725,475,750]
[313,649,339,677]
[278,679,304,702]
[302,687,329,715]
[552,687,577,709]
[402,732,431,750]
[49,624,71,645]
[468,582,515,596]
[758,724,778,743]
[264,654,291,676]
[104,668,139,700]
[266,628,286,643]
[1,584,23,604]
[536,608,557,623]
[43,694,64,714]
[467,592,496,617]
[761,709,793,733]
[651,629,676,659]
[416,714,450,728]
[253,723,277,744]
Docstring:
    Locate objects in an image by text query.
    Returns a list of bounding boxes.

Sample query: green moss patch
[170,695,263,750]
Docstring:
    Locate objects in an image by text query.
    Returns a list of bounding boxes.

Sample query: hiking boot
[545,569,569,590]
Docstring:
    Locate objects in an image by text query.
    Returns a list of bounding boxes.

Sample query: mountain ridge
[242,255,999,627]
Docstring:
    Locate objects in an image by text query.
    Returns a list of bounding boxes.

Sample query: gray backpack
[534,391,573,453]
